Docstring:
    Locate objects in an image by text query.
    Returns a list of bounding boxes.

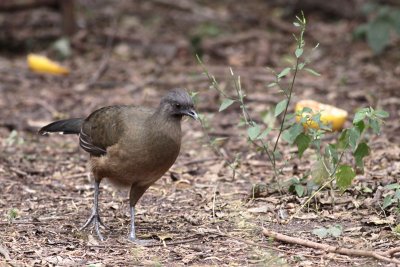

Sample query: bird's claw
[80,211,108,241]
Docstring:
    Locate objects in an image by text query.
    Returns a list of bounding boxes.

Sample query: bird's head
[159,89,198,120]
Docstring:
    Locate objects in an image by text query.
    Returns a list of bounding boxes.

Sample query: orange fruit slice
[295,100,348,131]
[27,54,69,75]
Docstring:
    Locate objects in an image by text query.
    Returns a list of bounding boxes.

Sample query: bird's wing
[79,106,128,157]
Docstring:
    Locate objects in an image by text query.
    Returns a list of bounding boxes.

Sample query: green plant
[287,175,317,197]
[393,224,400,235]
[197,13,388,210]
[312,225,343,239]
[4,130,24,146]
[7,208,19,222]
[354,2,400,54]
[382,183,400,210]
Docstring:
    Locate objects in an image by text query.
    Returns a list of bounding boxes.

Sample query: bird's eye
[175,103,181,108]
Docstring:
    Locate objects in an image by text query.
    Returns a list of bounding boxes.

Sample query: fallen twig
[387,247,400,257]
[214,230,326,259]
[262,228,400,264]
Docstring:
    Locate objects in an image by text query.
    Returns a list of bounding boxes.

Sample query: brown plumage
[39,89,198,243]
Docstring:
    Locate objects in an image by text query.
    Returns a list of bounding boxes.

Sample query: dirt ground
[0,1,400,266]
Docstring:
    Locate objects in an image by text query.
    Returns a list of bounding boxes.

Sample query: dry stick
[387,247,400,257]
[217,231,329,260]
[262,228,400,264]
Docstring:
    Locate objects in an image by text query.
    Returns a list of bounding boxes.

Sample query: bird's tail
[38,118,84,135]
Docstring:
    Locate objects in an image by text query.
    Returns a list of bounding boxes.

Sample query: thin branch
[262,228,400,264]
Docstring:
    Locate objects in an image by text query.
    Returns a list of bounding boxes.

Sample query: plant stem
[288,148,347,222]
[272,57,300,155]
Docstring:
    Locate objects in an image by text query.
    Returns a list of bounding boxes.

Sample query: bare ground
[0,1,400,266]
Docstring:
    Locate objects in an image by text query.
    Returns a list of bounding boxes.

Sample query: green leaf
[257,127,271,140]
[353,111,367,124]
[274,99,288,117]
[311,137,321,152]
[293,22,301,27]
[348,128,360,150]
[382,195,393,209]
[277,67,291,78]
[354,24,368,39]
[354,120,365,135]
[363,186,373,193]
[304,68,321,76]
[311,159,330,185]
[294,133,311,158]
[374,109,389,118]
[392,10,400,35]
[283,124,304,144]
[267,82,277,88]
[336,165,356,192]
[284,112,296,121]
[300,107,313,114]
[367,17,391,54]
[327,225,342,237]
[354,142,370,169]
[385,183,400,190]
[219,98,235,112]
[295,48,303,58]
[325,144,338,166]
[52,37,72,59]
[362,2,378,14]
[247,124,261,141]
[395,189,400,200]
[295,184,304,197]
[338,129,349,149]
[312,227,328,239]
[370,118,381,134]
[273,151,282,160]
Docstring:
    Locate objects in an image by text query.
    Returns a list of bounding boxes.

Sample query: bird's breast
[90,126,181,187]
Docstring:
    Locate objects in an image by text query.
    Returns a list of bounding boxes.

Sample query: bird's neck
[148,110,182,139]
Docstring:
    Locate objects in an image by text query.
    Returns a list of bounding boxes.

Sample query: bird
[38,89,198,244]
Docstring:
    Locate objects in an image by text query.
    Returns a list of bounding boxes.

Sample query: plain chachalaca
[39,89,198,243]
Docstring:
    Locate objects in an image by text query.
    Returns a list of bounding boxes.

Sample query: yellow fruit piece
[27,54,69,75]
[295,100,348,131]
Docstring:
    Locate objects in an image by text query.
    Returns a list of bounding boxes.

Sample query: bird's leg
[80,179,108,241]
[128,184,153,245]
[129,205,137,241]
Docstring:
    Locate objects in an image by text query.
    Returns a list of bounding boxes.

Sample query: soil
[0,1,399,266]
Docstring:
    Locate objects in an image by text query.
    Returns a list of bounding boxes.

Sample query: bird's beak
[183,109,199,120]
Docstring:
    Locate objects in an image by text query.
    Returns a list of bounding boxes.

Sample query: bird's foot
[80,211,108,241]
